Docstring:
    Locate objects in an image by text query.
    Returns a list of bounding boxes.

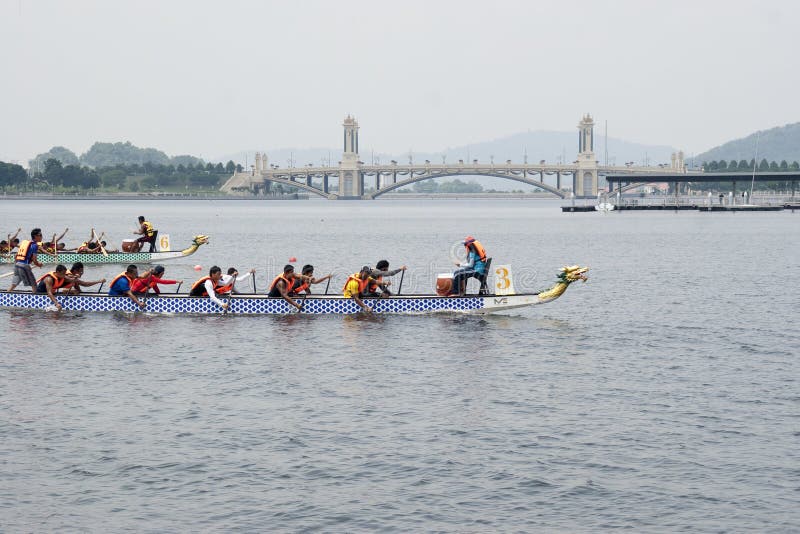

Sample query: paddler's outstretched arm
[278,280,302,310]
[124,289,145,309]
[44,278,62,311]
[351,293,372,312]
[203,279,228,310]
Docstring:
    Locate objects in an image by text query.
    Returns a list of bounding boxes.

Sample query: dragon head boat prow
[180,234,210,255]
[536,265,589,303]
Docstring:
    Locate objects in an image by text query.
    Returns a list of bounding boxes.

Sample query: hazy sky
[1,0,798,165]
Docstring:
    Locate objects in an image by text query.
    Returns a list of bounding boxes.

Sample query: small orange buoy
[193,265,202,271]
[289,256,297,262]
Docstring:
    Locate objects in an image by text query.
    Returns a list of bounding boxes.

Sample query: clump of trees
[0,158,244,193]
[702,159,800,172]
[29,142,206,171]
[412,178,484,193]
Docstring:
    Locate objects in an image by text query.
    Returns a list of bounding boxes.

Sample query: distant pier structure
[221,114,684,199]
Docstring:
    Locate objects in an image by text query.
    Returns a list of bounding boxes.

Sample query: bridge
[221,114,685,199]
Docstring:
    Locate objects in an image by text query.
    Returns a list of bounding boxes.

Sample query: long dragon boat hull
[0,291,557,315]
[0,235,209,266]
[0,265,589,316]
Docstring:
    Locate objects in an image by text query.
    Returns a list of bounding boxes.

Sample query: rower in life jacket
[107,265,146,309]
[35,263,69,311]
[189,266,230,310]
[342,266,374,312]
[267,264,305,311]
[363,260,407,297]
[287,264,333,296]
[35,265,69,294]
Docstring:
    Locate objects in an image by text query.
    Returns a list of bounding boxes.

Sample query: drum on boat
[436,273,453,296]
[121,239,137,252]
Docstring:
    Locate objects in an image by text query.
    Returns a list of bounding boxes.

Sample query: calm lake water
[1,198,798,532]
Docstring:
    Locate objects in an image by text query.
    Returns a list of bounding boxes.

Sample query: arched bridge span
[368,170,569,199]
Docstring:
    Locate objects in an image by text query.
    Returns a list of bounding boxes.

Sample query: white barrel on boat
[121,239,136,252]
[436,273,453,296]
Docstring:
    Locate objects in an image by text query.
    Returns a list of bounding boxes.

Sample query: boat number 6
[495,267,511,290]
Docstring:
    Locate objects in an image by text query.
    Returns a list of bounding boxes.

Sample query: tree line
[703,158,800,172]
[0,159,244,192]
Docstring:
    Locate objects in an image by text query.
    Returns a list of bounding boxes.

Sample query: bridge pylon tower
[339,115,362,198]
[576,113,599,197]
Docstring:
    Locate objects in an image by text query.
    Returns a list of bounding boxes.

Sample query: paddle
[324,275,332,295]
[92,229,109,257]
[1,271,15,279]
[251,274,256,294]
[223,276,237,315]
[97,281,105,293]
[297,293,307,313]
[174,281,183,294]
[397,269,405,295]
[49,233,56,258]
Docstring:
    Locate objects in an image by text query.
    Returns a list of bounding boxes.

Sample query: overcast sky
[1,0,798,165]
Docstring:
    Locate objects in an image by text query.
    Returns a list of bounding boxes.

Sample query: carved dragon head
[192,235,210,246]
[558,265,589,284]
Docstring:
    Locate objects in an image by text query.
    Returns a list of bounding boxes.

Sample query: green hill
[695,122,800,165]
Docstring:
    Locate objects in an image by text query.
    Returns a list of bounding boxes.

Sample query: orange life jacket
[15,240,34,262]
[190,276,224,296]
[268,274,293,296]
[342,273,370,296]
[290,278,310,295]
[467,240,487,262]
[108,272,135,295]
[367,274,383,293]
[62,269,78,289]
[36,271,68,291]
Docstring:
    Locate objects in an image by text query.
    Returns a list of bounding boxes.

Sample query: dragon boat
[0,235,209,266]
[0,266,588,316]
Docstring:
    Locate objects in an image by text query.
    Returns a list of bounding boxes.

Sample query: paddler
[0,227,22,253]
[34,264,72,311]
[288,264,333,296]
[133,215,158,252]
[131,265,180,296]
[8,228,45,292]
[62,262,106,294]
[267,264,306,310]
[450,235,488,296]
[363,260,407,298]
[342,265,374,312]
[108,264,146,309]
[221,267,256,294]
[188,265,230,310]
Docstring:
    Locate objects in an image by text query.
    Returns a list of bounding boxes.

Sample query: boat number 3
[495,267,511,290]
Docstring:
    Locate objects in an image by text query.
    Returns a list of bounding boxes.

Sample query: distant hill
[694,122,800,166]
